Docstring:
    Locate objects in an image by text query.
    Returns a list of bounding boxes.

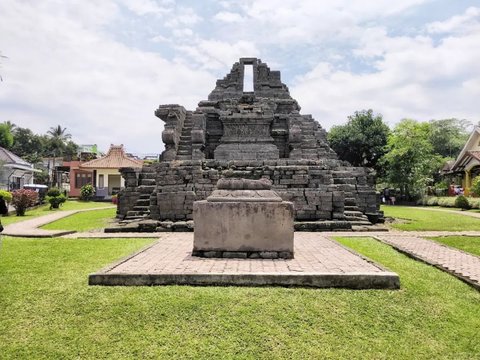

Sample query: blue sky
[0,0,479,154]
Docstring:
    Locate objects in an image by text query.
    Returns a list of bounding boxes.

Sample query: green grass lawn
[427,236,480,257]
[0,236,479,359]
[41,208,116,232]
[2,200,114,226]
[382,205,480,231]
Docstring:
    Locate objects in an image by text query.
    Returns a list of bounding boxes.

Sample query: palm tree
[47,125,71,143]
[47,125,72,187]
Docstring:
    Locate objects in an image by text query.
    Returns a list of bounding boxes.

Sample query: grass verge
[426,236,480,257]
[0,236,479,359]
[382,205,480,231]
[41,208,116,232]
[2,200,114,226]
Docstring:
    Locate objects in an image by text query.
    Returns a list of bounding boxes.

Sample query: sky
[0,0,479,155]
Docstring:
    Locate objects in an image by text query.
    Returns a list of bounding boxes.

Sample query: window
[75,172,92,188]
[243,64,254,92]
[98,174,104,188]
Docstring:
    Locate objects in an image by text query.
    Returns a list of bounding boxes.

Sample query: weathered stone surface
[193,200,294,255]
[114,57,383,230]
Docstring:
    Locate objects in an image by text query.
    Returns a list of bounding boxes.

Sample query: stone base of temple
[104,219,388,233]
[192,250,294,259]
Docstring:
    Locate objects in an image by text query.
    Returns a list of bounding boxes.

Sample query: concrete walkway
[2,207,117,238]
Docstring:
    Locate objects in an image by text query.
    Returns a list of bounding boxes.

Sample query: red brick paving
[375,234,480,289]
[90,232,399,288]
[101,232,386,275]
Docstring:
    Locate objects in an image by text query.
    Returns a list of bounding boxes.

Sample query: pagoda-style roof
[80,144,142,169]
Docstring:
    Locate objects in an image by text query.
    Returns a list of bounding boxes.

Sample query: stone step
[138,185,155,194]
[345,205,361,212]
[139,194,151,199]
[136,199,150,206]
[344,197,357,206]
[139,172,156,179]
[133,206,150,212]
[140,179,156,186]
[344,210,366,216]
[126,211,149,218]
[349,221,373,226]
[176,155,192,160]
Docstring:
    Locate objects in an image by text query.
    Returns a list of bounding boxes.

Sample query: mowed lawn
[427,236,480,257]
[382,205,480,231]
[0,236,479,359]
[41,208,116,232]
[2,200,114,226]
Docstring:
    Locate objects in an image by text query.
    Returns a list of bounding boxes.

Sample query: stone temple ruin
[115,58,382,232]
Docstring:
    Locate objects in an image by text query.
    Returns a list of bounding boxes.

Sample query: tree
[328,110,390,173]
[10,127,47,164]
[380,119,443,199]
[428,118,471,158]
[47,125,71,143]
[0,123,14,149]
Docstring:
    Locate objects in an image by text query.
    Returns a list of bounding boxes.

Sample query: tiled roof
[80,144,143,169]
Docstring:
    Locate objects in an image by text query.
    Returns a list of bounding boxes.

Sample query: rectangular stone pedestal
[193,200,294,258]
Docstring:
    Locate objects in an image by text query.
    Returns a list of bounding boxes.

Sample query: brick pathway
[89,232,399,289]
[375,234,480,290]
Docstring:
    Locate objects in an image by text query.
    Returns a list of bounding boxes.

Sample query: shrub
[11,189,38,216]
[0,189,13,204]
[438,197,456,207]
[46,187,67,209]
[469,198,480,209]
[80,184,94,201]
[454,195,471,210]
[471,176,480,197]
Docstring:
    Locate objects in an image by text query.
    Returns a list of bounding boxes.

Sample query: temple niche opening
[115,58,383,232]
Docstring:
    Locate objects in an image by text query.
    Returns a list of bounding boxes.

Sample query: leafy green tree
[10,127,47,164]
[328,110,390,172]
[428,118,470,158]
[0,123,14,149]
[381,119,444,199]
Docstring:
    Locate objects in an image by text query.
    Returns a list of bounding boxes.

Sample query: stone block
[193,200,294,254]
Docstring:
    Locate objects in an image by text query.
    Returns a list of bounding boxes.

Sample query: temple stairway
[297,115,335,159]
[125,166,155,219]
[343,196,372,225]
[176,112,193,160]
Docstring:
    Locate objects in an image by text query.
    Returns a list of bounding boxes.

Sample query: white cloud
[427,6,480,34]
[0,1,214,154]
[292,10,480,129]
[214,11,244,23]
[1,0,479,156]
[165,7,202,28]
[120,0,171,17]
[175,40,259,70]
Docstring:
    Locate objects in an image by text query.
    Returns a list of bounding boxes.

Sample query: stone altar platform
[89,233,399,289]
